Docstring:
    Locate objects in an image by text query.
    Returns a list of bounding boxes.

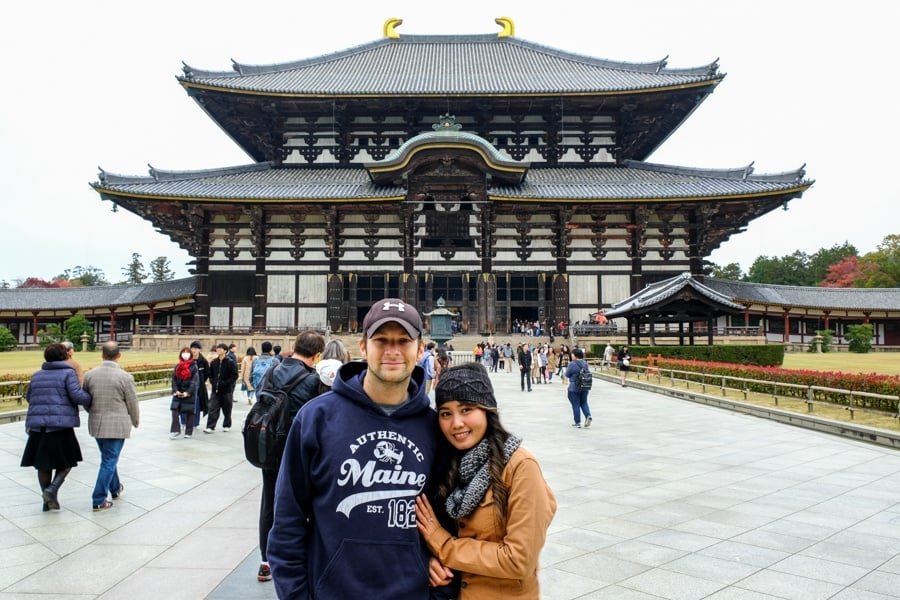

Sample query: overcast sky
[2,1,897,285]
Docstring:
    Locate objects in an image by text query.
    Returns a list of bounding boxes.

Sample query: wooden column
[190,207,211,329]
[783,309,791,343]
[109,309,117,342]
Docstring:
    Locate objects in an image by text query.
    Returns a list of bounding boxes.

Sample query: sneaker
[183,433,192,439]
[112,484,124,499]
[203,428,214,434]
[170,431,181,439]
[584,416,593,428]
[257,563,272,582]
[92,500,114,512]
[223,427,230,432]
[572,423,582,428]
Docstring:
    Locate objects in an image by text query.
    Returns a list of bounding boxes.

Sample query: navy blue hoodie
[268,361,437,599]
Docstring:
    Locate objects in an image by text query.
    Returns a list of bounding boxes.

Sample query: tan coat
[424,447,557,599]
[83,361,140,439]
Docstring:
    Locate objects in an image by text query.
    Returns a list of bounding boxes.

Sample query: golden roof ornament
[495,16,515,37]
[383,17,402,39]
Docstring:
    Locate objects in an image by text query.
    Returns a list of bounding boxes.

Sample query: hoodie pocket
[315,538,428,599]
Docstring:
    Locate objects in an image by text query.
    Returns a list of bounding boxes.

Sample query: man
[272,344,284,365]
[503,342,514,373]
[204,343,238,433]
[268,298,438,599]
[518,342,533,392]
[255,331,325,583]
[602,342,615,368]
[188,341,209,429]
[83,341,140,512]
[420,341,436,395]
[61,340,84,385]
[250,341,276,392]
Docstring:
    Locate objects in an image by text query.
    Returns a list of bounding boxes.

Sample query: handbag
[622,357,630,367]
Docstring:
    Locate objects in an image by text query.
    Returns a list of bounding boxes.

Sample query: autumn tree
[808,242,857,284]
[18,277,59,288]
[149,256,175,282]
[58,265,109,287]
[821,256,860,287]
[854,234,900,288]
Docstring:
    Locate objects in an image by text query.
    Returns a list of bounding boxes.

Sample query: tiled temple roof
[93,161,808,203]
[179,33,721,96]
[605,273,743,318]
[0,278,196,311]
[704,278,900,311]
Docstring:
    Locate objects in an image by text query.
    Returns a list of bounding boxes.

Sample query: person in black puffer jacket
[170,347,198,439]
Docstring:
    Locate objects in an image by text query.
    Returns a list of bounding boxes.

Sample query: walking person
[61,340,85,385]
[547,347,558,382]
[83,341,140,512]
[557,344,570,384]
[503,343,513,373]
[415,363,557,599]
[255,330,325,584]
[564,348,593,428]
[617,345,632,386]
[267,298,440,599]
[204,343,238,433]
[187,341,209,431]
[240,346,257,405]
[20,343,92,511]
[170,347,198,439]
[602,342,615,368]
[517,343,532,392]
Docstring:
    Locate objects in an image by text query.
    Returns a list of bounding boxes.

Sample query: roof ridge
[97,162,272,185]
[624,160,808,183]
[179,34,721,80]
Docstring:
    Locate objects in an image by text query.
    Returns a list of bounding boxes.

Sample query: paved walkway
[1,368,900,599]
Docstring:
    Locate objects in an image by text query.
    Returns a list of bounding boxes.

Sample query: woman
[564,347,593,428]
[557,344,570,384]
[433,347,451,388]
[171,346,199,439]
[415,363,557,599]
[240,346,258,404]
[21,342,92,511]
[617,345,632,386]
[315,339,351,394]
[546,347,558,383]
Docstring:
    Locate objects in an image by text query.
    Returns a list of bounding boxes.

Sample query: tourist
[564,348,593,428]
[204,343,238,433]
[20,343,92,511]
[602,342,615,368]
[240,346,257,405]
[517,343,532,392]
[415,363,557,599]
[83,341,140,512]
[547,346,558,382]
[617,346,631,386]
[188,341,209,430]
[267,298,439,598]
[61,340,85,385]
[557,344,570,384]
[255,331,325,584]
[315,338,351,393]
[170,346,198,439]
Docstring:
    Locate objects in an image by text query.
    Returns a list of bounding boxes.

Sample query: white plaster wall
[267,307,295,328]
[232,307,252,328]
[297,274,326,304]
[209,307,229,328]
[267,275,295,303]
[601,275,631,305]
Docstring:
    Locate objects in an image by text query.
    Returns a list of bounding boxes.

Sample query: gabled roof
[0,278,196,312]
[92,161,809,203]
[605,273,743,318]
[179,35,724,96]
[179,34,721,97]
[704,278,900,312]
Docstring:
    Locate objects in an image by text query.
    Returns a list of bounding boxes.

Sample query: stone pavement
[1,368,900,599]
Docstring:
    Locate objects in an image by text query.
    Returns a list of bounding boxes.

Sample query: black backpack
[576,362,594,391]
[242,366,310,470]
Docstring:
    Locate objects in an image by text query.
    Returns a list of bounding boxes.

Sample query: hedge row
[589,344,784,367]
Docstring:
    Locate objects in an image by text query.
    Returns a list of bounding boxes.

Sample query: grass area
[0,349,175,379]
[781,352,900,375]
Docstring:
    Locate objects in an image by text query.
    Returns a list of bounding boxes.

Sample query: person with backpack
[267,298,442,599]
[617,346,632,387]
[564,347,593,428]
[248,330,325,584]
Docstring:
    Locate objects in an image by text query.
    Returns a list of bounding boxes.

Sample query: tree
[149,256,175,282]
[709,262,745,280]
[845,324,874,353]
[821,256,861,287]
[64,314,95,350]
[18,277,60,288]
[747,252,811,285]
[854,234,900,288]
[68,265,109,287]
[0,326,16,351]
[121,253,147,284]
[0,280,9,289]
[37,324,63,347]
[808,242,857,284]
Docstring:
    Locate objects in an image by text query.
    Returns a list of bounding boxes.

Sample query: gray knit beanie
[434,362,497,410]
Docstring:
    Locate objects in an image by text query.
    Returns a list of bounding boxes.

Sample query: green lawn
[0,349,174,379]
[781,352,900,376]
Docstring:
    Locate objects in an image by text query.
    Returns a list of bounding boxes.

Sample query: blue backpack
[251,355,275,389]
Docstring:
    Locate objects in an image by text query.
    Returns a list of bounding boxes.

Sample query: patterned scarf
[175,358,193,382]
[445,435,522,519]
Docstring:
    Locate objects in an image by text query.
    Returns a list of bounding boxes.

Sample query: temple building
[91,18,812,335]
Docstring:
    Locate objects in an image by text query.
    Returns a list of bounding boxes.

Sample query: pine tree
[149,256,175,282]
[121,253,147,284]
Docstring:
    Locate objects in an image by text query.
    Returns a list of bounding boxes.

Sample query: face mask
[181,353,191,361]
